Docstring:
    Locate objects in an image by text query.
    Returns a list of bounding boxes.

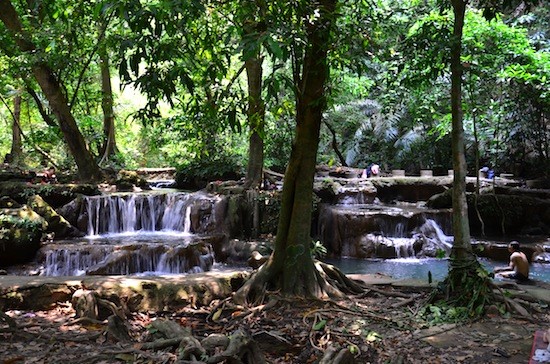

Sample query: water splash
[413,219,453,251]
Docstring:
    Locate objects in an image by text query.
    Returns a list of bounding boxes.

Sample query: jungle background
[1,0,550,363]
[0,0,548,183]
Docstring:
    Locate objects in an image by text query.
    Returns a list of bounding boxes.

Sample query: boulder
[215,239,272,266]
[56,195,84,228]
[27,195,80,238]
[0,181,100,208]
[115,170,151,191]
[0,206,47,266]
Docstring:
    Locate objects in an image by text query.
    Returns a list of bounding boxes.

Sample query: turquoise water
[325,257,550,283]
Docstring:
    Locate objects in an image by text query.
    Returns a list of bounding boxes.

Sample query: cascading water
[319,181,550,282]
[85,192,197,235]
[40,191,223,276]
[318,198,453,259]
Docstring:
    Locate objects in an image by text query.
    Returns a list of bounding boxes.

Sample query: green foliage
[435,248,446,259]
[312,319,326,331]
[0,215,43,236]
[426,262,496,322]
[311,240,327,259]
[0,0,547,182]
[419,303,470,324]
[263,114,294,172]
[175,154,244,189]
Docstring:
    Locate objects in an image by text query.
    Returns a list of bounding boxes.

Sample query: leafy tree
[438,0,540,316]
[235,0,364,303]
[0,0,103,181]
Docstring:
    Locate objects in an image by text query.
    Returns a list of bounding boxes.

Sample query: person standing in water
[494,241,530,282]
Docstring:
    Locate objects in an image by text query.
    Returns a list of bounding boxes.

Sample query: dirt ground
[1,279,549,364]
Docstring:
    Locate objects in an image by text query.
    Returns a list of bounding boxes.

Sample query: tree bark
[0,0,102,182]
[235,0,343,303]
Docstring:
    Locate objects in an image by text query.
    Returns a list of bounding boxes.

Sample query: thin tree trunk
[244,51,265,189]
[467,72,486,237]
[0,93,58,167]
[323,120,348,166]
[26,86,57,127]
[449,0,476,265]
[0,0,102,182]
[9,93,23,164]
[99,43,117,162]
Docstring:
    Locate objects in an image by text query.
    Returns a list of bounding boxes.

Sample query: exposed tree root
[431,263,540,321]
[106,314,132,342]
[316,261,366,294]
[357,286,413,299]
[489,281,536,321]
[206,329,266,364]
[319,344,356,364]
[234,259,366,306]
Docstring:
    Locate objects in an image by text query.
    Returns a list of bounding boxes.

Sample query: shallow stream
[324,257,550,283]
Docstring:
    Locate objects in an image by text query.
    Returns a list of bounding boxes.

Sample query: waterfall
[414,219,453,249]
[35,191,226,276]
[392,238,415,258]
[40,240,215,276]
[318,202,453,259]
[85,192,197,236]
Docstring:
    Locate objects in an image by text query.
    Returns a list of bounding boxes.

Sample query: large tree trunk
[440,2,493,313]
[244,50,265,189]
[0,0,102,182]
[234,0,362,304]
[99,43,117,162]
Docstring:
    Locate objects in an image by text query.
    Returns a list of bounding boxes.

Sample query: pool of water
[325,257,550,283]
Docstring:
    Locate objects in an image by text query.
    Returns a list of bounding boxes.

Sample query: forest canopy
[0,0,548,180]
